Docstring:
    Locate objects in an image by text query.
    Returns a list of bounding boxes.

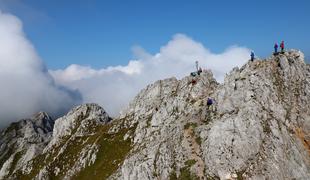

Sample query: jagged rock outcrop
[0,50,310,180]
[12,104,113,180]
[0,112,54,179]
[202,50,310,179]
[44,103,111,151]
[110,70,218,180]
[112,50,310,180]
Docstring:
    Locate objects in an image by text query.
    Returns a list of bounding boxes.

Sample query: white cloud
[51,34,251,117]
[0,10,251,126]
[0,11,81,128]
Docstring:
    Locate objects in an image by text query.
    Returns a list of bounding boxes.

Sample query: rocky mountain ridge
[0,50,309,179]
[0,112,54,179]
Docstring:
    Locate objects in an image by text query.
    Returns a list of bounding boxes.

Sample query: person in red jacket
[280,41,285,53]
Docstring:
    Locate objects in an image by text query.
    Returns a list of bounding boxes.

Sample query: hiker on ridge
[198,67,202,75]
[250,51,255,61]
[207,98,213,110]
[274,43,278,54]
[280,41,285,53]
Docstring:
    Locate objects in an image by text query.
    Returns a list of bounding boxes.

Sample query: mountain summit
[0,50,309,179]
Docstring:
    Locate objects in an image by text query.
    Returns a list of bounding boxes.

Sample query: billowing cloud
[0,10,251,126]
[51,34,251,117]
[0,11,81,128]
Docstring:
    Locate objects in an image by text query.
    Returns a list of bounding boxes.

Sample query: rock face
[0,112,54,179]
[15,104,113,180]
[111,70,218,180]
[0,50,310,180]
[203,50,310,179]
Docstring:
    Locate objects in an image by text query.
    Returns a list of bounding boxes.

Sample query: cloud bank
[0,11,81,128]
[51,34,251,117]
[0,10,251,127]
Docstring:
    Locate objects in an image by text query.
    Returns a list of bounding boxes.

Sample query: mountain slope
[12,104,116,179]
[1,50,310,180]
[111,50,310,179]
[202,50,310,179]
[0,112,54,179]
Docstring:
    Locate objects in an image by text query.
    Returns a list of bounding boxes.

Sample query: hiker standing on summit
[274,43,278,54]
[250,51,255,61]
[280,41,285,53]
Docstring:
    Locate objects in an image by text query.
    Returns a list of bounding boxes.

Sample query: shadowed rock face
[0,50,310,180]
[0,112,54,179]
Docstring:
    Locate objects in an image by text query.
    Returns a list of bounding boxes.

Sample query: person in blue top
[250,51,255,61]
[207,98,213,110]
[207,98,213,106]
[274,43,278,54]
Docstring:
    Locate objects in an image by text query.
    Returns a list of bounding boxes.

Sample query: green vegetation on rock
[75,121,135,179]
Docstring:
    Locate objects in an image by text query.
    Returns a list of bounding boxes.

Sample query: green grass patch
[169,159,199,180]
[0,143,15,169]
[184,123,198,130]
[236,170,246,180]
[195,136,202,146]
[179,166,199,180]
[169,169,178,180]
[74,121,136,179]
[184,159,196,167]
[13,118,136,180]
[8,150,25,175]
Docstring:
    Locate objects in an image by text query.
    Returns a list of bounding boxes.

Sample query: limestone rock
[0,112,54,179]
[1,50,310,180]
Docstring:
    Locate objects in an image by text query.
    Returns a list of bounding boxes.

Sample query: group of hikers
[190,61,203,77]
[190,40,287,111]
[189,61,214,108]
[251,41,285,61]
[274,41,285,54]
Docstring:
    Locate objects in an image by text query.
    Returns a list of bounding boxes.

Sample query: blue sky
[0,0,309,69]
